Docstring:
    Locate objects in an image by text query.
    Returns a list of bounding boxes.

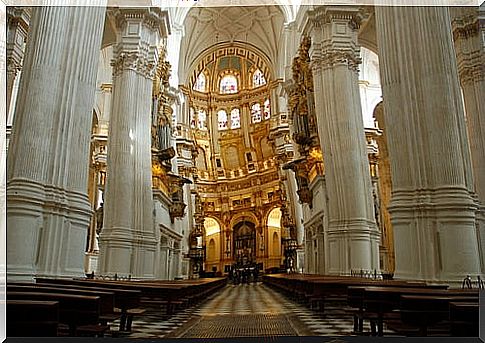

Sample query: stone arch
[266,207,282,228]
[229,212,260,230]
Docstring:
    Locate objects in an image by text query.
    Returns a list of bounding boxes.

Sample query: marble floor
[109,282,390,339]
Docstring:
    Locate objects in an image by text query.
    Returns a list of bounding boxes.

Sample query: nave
[121,283,366,339]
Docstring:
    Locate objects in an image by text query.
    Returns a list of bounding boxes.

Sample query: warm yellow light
[309,147,323,161]
[204,217,221,236]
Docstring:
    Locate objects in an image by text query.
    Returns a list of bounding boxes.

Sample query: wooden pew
[33,276,227,329]
[71,277,227,316]
[449,302,479,337]
[7,292,101,336]
[7,300,59,337]
[399,294,478,336]
[349,286,477,336]
[7,284,115,336]
[35,278,141,331]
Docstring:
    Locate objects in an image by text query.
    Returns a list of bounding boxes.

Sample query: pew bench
[7,291,101,336]
[449,302,479,337]
[7,300,59,337]
[348,286,477,336]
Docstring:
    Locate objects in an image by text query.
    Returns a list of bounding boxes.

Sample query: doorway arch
[233,220,256,266]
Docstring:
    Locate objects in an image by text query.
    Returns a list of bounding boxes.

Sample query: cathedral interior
[3,2,485,340]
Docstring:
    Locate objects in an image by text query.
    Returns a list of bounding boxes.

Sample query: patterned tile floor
[108,282,396,339]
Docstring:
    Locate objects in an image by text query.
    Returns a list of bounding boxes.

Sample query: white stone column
[375,6,481,282]
[98,8,170,278]
[451,8,485,271]
[6,8,29,122]
[7,6,106,281]
[305,6,380,275]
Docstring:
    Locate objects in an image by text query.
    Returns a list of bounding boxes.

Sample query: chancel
[5,2,484,339]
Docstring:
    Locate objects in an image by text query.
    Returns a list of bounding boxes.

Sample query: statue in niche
[95,202,104,235]
[373,189,381,229]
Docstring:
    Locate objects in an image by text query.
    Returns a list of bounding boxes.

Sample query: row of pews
[263,274,479,337]
[7,276,227,337]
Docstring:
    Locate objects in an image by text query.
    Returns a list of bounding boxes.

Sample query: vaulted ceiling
[179,6,286,84]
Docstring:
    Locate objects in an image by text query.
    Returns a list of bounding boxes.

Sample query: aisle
[165,282,356,338]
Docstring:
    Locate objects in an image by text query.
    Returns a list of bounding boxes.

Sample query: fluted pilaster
[7,6,106,281]
[305,6,380,275]
[375,6,481,282]
[98,8,170,278]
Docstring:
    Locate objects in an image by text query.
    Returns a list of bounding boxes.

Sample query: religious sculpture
[289,36,318,156]
[152,58,175,165]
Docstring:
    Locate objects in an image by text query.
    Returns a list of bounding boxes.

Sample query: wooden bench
[348,286,477,336]
[449,302,479,337]
[35,278,141,331]
[7,291,101,336]
[7,300,59,337]
[399,294,478,336]
[7,284,115,336]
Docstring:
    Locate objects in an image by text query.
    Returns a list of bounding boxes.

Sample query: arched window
[190,107,196,128]
[220,75,238,94]
[197,109,207,130]
[231,108,240,129]
[263,99,271,120]
[252,69,266,88]
[251,103,262,123]
[194,73,206,92]
[218,110,228,130]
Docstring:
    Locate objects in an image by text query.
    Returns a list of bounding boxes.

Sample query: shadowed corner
[481,290,485,342]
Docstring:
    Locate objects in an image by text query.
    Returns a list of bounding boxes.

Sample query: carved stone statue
[95,202,104,235]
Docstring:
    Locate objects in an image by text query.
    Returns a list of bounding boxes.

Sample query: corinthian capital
[111,52,156,79]
[305,6,362,72]
[108,7,170,79]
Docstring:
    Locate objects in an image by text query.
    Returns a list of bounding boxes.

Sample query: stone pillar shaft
[6,8,29,122]
[307,7,380,274]
[375,6,481,282]
[7,6,105,280]
[451,7,485,272]
[98,8,169,278]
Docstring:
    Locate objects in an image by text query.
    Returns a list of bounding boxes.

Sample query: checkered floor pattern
[106,282,396,338]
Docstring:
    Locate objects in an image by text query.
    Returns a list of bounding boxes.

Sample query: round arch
[185,41,275,90]
[266,207,282,228]
[204,216,222,236]
[229,212,260,230]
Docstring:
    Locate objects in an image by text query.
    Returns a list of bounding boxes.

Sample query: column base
[7,179,91,281]
[390,188,481,281]
[326,220,380,275]
[98,233,158,278]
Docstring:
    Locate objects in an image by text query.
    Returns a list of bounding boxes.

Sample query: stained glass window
[190,107,196,128]
[251,103,262,123]
[231,108,240,129]
[253,69,266,87]
[218,110,228,130]
[264,99,271,120]
[194,73,206,92]
[220,75,238,94]
[197,109,207,130]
